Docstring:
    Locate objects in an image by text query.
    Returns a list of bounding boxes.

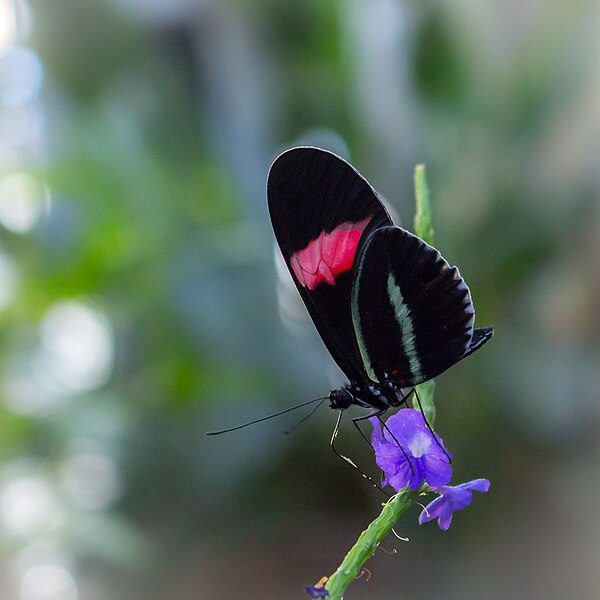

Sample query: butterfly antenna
[206,396,328,436]
[284,397,327,435]
[413,387,452,464]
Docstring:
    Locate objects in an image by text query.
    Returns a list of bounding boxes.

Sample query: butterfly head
[328,388,355,411]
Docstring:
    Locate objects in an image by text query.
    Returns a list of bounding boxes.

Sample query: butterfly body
[268,146,493,414]
[328,378,403,411]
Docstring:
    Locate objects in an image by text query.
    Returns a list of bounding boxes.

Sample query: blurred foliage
[0,0,598,598]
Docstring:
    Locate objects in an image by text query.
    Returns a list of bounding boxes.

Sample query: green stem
[413,164,436,425]
[325,486,425,599]
[414,164,434,246]
[413,379,436,427]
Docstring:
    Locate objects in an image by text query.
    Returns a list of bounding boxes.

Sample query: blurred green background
[0,0,598,598]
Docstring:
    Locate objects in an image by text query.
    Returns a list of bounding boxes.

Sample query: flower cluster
[371,409,490,530]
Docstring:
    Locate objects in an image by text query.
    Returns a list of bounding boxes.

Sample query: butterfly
[268,146,493,414]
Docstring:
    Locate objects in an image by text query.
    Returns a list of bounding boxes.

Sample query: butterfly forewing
[268,147,392,382]
[351,226,493,386]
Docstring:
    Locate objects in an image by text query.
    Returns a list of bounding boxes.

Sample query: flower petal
[438,501,457,530]
[418,494,444,524]
[304,585,329,598]
[421,453,452,487]
[370,416,385,447]
[455,478,490,493]
[385,453,413,490]
[419,478,491,530]
[371,409,452,492]
[304,578,329,598]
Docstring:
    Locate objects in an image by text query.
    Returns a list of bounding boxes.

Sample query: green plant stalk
[414,164,434,245]
[325,485,426,599]
[413,378,436,427]
[413,164,436,426]
[323,165,437,599]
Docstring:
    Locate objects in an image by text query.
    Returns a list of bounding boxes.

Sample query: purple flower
[304,584,329,598]
[371,409,452,491]
[418,479,491,530]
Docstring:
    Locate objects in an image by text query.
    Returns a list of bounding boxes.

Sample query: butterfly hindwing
[268,147,392,382]
[351,226,493,386]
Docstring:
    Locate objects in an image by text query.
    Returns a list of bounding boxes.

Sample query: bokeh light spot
[14,541,74,581]
[0,171,47,233]
[0,46,44,107]
[0,475,63,538]
[59,446,121,510]
[21,565,77,600]
[40,301,113,393]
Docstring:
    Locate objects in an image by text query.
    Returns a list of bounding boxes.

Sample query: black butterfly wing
[268,147,393,382]
[351,226,493,386]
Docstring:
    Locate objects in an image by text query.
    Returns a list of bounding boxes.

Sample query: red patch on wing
[290,217,371,290]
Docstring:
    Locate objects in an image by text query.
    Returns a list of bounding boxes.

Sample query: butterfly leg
[412,387,452,464]
[352,411,415,479]
[350,408,386,452]
[330,410,390,498]
[398,387,415,406]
